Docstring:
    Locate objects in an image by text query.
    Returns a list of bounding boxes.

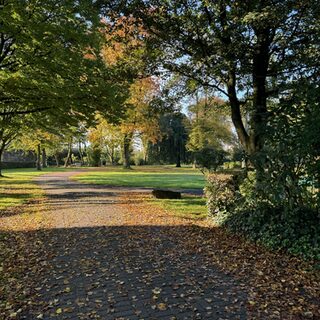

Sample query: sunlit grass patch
[0,167,66,210]
[73,165,205,190]
[148,194,207,220]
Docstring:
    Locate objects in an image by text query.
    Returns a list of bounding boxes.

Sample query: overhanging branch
[0,106,52,116]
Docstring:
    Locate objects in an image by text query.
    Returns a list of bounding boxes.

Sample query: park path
[20,171,247,319]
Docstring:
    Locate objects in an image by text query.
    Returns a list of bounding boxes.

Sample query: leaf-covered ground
[0,171,319,319]
[120,193,320,319]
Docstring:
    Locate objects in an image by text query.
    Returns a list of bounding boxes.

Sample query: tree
[187,97,235,151]
[0,0,128,168]
[102,0,320,171]
[87,115,122,166]
[11,129,51,171]
[1,1,99,115]
[187,96,235,172]
[44,135,65,167]
[120,77,162,168]
[0,113,22,176]
[255,80,320,209]
[101,15,162,168]
[100,16,146,168]
[193,148,227,173]
[147,112,190,167]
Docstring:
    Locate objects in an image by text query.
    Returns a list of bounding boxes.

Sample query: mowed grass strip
[73,165,205,190]
[73,166,207,219]
[0,168,67,210]
[150,195,207,220]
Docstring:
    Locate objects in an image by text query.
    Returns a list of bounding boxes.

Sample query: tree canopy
[101,0,320,164]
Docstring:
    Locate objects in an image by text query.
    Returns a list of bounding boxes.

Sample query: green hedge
[205,173,320,260]
[1,162,35,169]
[224,204,320,260]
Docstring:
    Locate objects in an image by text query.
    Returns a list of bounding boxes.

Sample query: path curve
[21,171,247,319]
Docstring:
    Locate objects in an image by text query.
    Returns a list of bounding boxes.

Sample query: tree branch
[0,106,52,116]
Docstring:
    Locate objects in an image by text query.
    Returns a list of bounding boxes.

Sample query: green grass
[150,195,208,220]
[0,165,207,220]
[73,165,205,189]
[0,167,67,210]
[72,165,207,220]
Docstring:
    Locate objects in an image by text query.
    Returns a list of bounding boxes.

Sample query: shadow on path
[8,225,247,320]
[1,171,247,319]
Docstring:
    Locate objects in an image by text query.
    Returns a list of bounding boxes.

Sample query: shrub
[204,173,242,219]
[223,161,242,170]
[205,172,320,260]
[133,151,146,166]
[87,146,101,167]
[194,148,226,173]
[223,204,320,260]
[1,161,35,169]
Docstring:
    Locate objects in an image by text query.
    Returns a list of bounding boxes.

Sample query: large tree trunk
[108,146,115,165]
[176,138,181,168]
[64,140,72,167]
[42,148,47,168]
[122,133,132,169]
[142,139,149,165]
[54,153,59,167]
[219,6,272,168]
[78,141,84,166]
[0,145,5,177]
[193,159,197,169]
[36,144,41,171]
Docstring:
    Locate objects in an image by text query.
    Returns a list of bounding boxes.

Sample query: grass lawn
[150,195,207,220]
[72,165,205,190]
[73,165,208,220]
[0,167,67,210]
[0,165,207,220]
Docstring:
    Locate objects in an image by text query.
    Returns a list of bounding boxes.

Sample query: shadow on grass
[0,194,38,217]
[0,175,13,179]
[0,225,247,320]
[1,177,42,184]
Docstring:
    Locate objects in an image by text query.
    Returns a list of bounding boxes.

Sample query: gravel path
[21,171,247,319]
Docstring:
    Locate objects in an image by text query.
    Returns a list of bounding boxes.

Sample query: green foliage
[223,161,242,170]
[205,77,320,261]
[194,148,226,173]
[207,171,320,260]
[88,116,122,165]
[133,151,146,166]
[87,146,101,167]
[204,173,241,219]
[187,97,235,172]
[0,0,129,174]
[187,97,234,151]
[246,81,320,211]
[147,112,191,166]
[222,205,320,261]
[110,0,320,164]
[1,0,126,120]
[231,146,245,162]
